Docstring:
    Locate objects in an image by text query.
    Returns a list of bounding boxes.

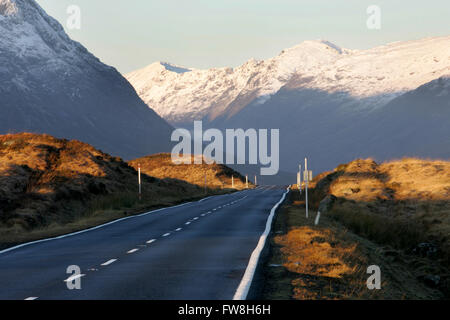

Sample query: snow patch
[0,0,18,16]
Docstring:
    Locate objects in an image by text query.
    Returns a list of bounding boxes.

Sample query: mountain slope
[127,37,450,176]
[0,0,173,160]
[126,37,450,126]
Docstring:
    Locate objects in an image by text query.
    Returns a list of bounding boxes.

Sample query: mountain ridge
[126,36,450,126]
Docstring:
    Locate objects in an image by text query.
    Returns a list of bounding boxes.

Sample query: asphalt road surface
[0,186,288,300]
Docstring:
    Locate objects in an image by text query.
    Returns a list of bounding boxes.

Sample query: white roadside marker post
[315,211,321,226]
[304,158,309,218]
[138,164,142,200]
[298,164,302,196]
[255,175,257,186]
[232,175,235,189]
[246,175,249,189]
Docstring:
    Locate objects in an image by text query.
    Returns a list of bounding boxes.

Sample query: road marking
[25,297,38,300]
[212,209,217,211]
[162,233,171,237]
[127,249,139,254]
[0,200,196,256]
[175,228,182,231]
[64,274,86,282]
[193,217,199,220]
[146,239,156,244]
[185,222,191,225]
[207,211,212,214]
[233,186,290,300]
[101,259,117,266]
[199,196,214,202]
[201,214,206,217]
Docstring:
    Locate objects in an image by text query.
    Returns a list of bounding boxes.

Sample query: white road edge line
[101,259,117,266]
[25,297,38,300]
[0,200,196,256]
[198,196,214,202]
[233,186,290,300]
[127,249,139,254]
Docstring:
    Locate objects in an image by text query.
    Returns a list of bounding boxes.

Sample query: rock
[318,194,337,213]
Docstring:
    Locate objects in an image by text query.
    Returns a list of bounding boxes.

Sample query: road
[0,186,288,300]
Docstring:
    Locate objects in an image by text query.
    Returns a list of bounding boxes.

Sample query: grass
[306,157,450,297]
[261,193,444,300]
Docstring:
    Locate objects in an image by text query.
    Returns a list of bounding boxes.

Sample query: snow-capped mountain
[0,0,173,159]
[126,37,450,126]
[127,37,450,177]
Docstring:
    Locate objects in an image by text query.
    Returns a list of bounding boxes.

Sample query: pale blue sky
[36,0,450,74]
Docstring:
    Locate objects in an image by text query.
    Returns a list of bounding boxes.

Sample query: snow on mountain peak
[0,0,18,16]
[126,36,450,124]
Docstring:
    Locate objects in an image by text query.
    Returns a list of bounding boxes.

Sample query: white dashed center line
[146,239,156,244]
[127,249,139,254]
[162,233,171,237]
[185,222,191,225]
[201,214,206,217]
[175,228,182,231]
[193,217,199,220]
[25,297,38,300]
[101,259,117,266]
[64,274,85,282]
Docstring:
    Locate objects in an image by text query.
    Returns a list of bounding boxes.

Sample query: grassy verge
[261,191,444,300]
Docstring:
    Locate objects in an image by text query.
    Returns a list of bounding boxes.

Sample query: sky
[36,0,450,74]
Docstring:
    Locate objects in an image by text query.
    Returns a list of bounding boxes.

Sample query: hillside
[263,158,450,299]
[0,134,207,249]
[311,158,450,295]
[312,158,450,252]
[129,153,251,190]
[0,0,173,160]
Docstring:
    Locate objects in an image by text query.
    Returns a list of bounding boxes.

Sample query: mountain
[126,37,450,176]
[0,0,173,160]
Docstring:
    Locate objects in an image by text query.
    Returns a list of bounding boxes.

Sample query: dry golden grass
[310,157,450,297]
[326,158,450,202]
[276,226,356,279]
[129,153,251,191]
[262,194,444,300]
